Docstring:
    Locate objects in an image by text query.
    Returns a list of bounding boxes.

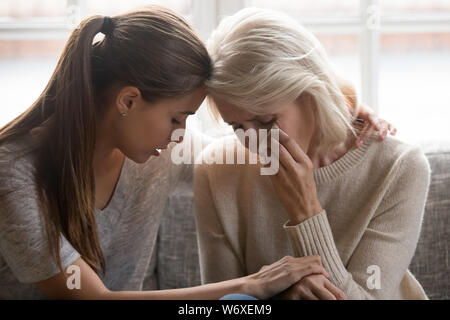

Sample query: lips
[152,143,169,157]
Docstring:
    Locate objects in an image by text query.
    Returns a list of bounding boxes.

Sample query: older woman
[194,8,430,300]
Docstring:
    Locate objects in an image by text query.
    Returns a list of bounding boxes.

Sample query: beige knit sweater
[194,135,431,300]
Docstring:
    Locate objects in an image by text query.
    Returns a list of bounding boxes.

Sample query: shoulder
[367,136,430,175]
[0,135,38,190]
[365,136,431,198]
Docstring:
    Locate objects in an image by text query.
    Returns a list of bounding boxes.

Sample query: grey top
[0,132,192,299]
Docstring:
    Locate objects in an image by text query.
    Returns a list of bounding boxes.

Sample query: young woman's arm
[35,257,244,299]
[36,255,329,300]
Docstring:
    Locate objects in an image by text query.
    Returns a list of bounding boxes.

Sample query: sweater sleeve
[283,146,431,299]
[194,163,246,284]
[0,154,80,284]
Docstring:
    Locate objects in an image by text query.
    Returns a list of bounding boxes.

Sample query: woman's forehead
[215,99,253,122]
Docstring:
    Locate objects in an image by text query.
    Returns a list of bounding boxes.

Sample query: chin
[129,152,151,164]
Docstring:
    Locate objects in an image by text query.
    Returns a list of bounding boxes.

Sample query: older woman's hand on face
[265,126,322,225]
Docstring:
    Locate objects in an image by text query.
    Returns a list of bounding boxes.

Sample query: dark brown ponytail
[0,5,211,277]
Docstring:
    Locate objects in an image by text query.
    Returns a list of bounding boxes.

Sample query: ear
[296,92,315,110]
[115,86,142,115]
[296,92,318,127]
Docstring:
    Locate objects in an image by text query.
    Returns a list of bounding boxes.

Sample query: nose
[170,131,184,145]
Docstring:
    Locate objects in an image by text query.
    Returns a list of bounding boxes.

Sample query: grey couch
[152,142,450,300]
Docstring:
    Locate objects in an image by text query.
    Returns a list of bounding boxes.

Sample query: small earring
[121,112,127,117]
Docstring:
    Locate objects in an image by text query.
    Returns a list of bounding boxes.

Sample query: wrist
[287,203,323,226]
[239,274,265,299]
[236,275,254,297]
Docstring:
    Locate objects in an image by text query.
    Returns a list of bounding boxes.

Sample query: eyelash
[232,118,276,131]
[233,117,278,131]
[260,118,276,126]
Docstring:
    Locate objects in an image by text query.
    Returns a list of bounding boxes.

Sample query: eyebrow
[228,116,274,126]
[180,111,196,115]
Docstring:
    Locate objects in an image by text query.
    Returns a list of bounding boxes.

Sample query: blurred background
[0,0,449,144]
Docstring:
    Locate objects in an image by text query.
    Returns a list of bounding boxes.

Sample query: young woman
[195,8,430,300]
[0,6,388,300]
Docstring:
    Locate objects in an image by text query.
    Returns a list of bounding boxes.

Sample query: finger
[311,284,337,300]
[379,126,388,141]
[376,120,389,141]
[355,122,370,147]
[367,114,380,131]
[376,121,388,141]
[276,126,311,166]
[269,163,294,193]
[298,264,330,280]
[388,123,397,136]
[363,127,376,142]
[269,136,297,174]
[301,255,324,268]
[324,280,347,300]
[301,288,319,300]
[356,103,378,128]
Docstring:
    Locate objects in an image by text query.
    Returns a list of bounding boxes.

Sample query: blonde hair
[206,7,357,150]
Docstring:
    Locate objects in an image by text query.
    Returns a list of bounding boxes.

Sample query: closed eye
[258,117,277,126]
[231,117,276,131]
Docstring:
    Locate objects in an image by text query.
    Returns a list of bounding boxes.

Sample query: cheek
[128,110,168,146]
[143,114,172,142]
[276,118,298,139]
[275,112,312,152]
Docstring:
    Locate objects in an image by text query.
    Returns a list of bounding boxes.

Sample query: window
[378,33,450,143]
[0,0,67,18]
[83,0,193,19]
[1,0,449,143]
[242,0,450,144]
[0,0,193,127]
[249,0,360,17]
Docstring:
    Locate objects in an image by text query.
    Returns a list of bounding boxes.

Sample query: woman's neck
[306,129,356,169]
[93,117,123,177]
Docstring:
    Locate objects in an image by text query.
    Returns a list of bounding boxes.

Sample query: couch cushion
[409,144,450,300]
[156,181,201,289]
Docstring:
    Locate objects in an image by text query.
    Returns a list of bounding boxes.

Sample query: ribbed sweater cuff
[283,210,348,286]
